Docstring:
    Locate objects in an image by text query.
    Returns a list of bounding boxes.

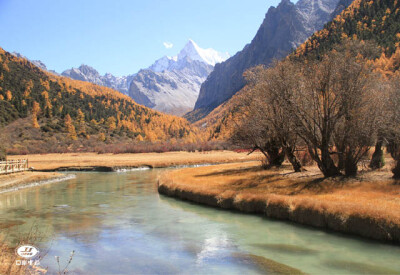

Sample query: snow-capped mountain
[149,40,229,73]
[177,39,230,66]
[128,40,230,115]
[59,40,228,114]
[61,65,135,95]
[149,56,177,72]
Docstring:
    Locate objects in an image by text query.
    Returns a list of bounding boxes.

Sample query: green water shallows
[0,170,399,274]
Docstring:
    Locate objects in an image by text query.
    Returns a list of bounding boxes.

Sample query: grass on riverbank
[7,151,262,171]
[159,161,400,227]
[0,172,64,193]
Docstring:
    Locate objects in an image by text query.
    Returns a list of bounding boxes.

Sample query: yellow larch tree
[64,114,77,140]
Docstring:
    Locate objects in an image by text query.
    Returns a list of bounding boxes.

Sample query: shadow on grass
[193,163,369,196]
[194,166,262,177]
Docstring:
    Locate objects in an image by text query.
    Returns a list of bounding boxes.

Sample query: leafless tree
[385,72,400,178]
[232,41,382,177]
[230,90,285,169]
[274,41,381,177]
[231,64,302,171]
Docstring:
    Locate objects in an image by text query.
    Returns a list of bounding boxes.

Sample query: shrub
[0,146,6,161]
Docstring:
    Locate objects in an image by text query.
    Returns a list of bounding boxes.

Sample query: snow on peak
[148,56,177,72]
[178,39,230,66]
[148,40,230,72]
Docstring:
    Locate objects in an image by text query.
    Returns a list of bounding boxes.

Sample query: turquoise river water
[0,169,399,274]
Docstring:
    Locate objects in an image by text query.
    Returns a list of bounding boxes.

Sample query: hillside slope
[294,0,400,59]
[0,47,195,153]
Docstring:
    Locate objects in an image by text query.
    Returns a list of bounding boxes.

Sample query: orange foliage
[5,90,12,101]
[64,114,77,140]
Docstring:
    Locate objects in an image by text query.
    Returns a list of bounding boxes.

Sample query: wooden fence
[0,159,29,175]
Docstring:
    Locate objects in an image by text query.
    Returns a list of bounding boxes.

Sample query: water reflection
[0,170,399,274]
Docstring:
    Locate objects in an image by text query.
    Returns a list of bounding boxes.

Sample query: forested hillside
[295,0,400,61]
[0,47,196,153]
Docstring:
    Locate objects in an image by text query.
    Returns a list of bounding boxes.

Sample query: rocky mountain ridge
[128,40,228,115]
[60,40,228,115]
[186,0,352,122]
[61,65,135,95]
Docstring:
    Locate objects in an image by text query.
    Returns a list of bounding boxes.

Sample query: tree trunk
[285,147,303,172]
[344,156,358,177]
[336,141,345,171]
[392,160,400,179]
[265,140,284,167]
[320,148,341,177]
[370,139,384,169]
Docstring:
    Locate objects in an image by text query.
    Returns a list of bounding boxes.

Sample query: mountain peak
[77,64,99,75]
[178,39,230,66]
[149,40,229,72]
[296,0,340,33]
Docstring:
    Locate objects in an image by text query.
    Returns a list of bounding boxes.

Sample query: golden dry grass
[0,172,63,192]
[159,161,400,226]
[0,241,27,275]
[0,228,47,275]
[7,151,262,171]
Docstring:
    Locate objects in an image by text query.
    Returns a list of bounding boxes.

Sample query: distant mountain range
[185,0,351,122]
[61,65,135,95]
[11,52,58,75]
[128,40,229,115]
[59,40,229,115]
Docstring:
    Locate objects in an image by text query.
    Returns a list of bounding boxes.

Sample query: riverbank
[158,161,400,244]
[7,151,261,171]
[0,171,70,194]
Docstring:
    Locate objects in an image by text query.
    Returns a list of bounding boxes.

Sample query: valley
[1,0,400,274]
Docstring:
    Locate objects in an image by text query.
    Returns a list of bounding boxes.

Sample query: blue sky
[0,0,290,76]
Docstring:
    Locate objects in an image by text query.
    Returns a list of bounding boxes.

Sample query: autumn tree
[5,90,12,101]
[136,134,144,142]
[98,133,106,142]
[77,109,86,135]
[24,80,34,98]
[31,101,40,129]
[385,72,400,178]
[231,64,303,171]
[251,41,381,177]
[106,117,116,131]
[64,114,77,140]
[230,104,285,168]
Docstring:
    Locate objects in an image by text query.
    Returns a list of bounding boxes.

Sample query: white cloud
[163,42,173,49]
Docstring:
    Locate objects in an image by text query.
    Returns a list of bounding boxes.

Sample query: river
[0,169,399,274]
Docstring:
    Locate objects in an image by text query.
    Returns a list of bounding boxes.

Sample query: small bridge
[0,159,29,175]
